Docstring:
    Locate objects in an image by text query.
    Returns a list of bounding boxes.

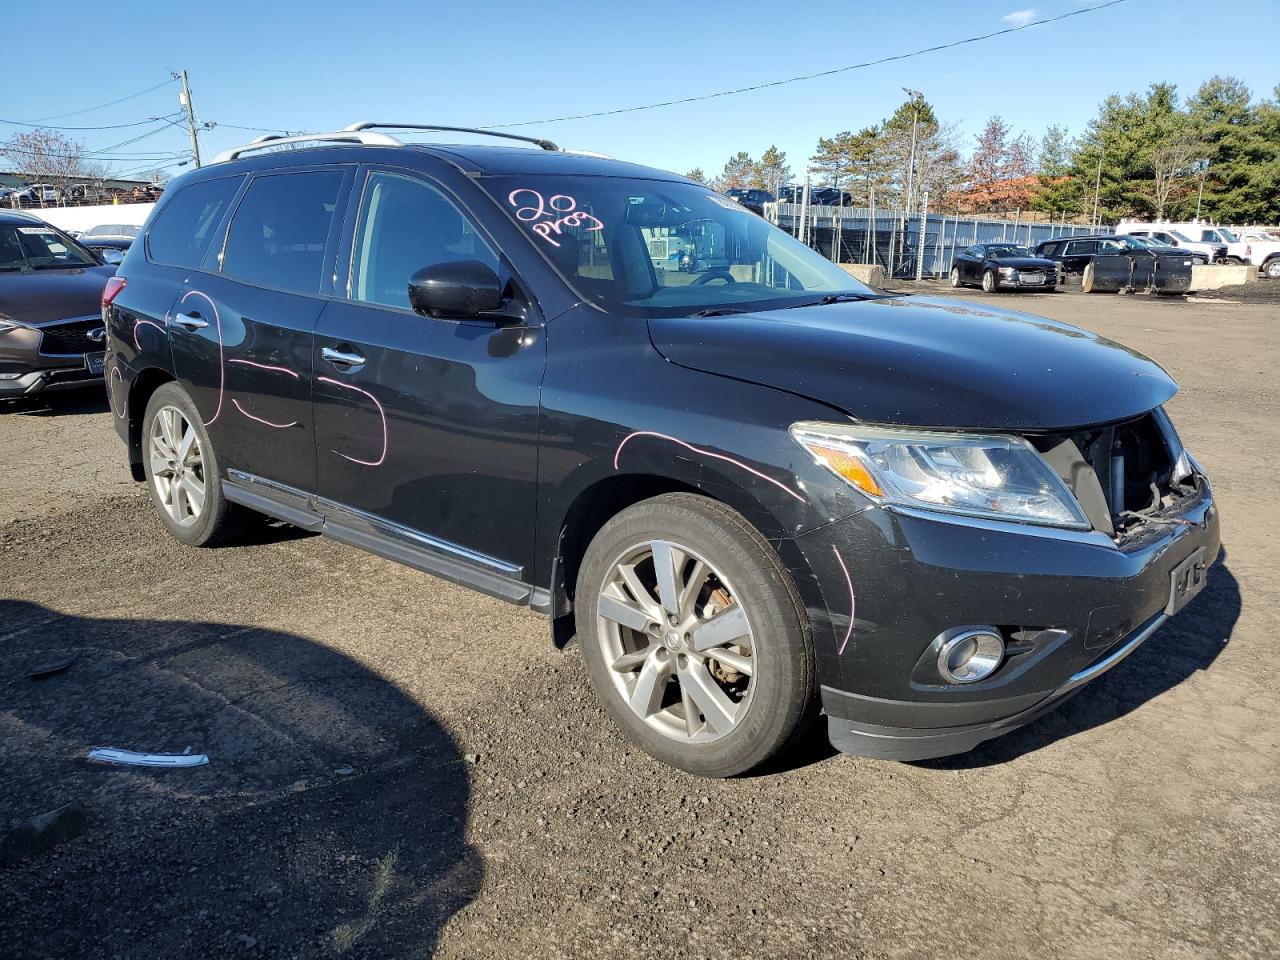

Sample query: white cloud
[1001,9,1039,27]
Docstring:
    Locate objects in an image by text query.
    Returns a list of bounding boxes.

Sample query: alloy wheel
[596,539,755,743]
[149,404,206,527]
[950,267,961,287]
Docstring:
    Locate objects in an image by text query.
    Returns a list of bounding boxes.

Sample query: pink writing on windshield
[507,188,603,248]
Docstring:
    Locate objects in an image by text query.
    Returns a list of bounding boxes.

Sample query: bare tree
[0,129,94,205]
[1147,136,1205,218]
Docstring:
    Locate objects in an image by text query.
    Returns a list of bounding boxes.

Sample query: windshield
[0,223,98,270]
[85,223,140,237]
[985,244,1033,258]
[481,176,874,317]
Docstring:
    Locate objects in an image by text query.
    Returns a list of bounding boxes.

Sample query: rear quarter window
[146,176,243,269]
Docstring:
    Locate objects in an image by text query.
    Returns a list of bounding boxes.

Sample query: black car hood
[647,295,1177,431]
[0,265,115,323]
[991,255,1057,269]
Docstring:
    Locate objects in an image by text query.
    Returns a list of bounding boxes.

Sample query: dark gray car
[0,211,115,397]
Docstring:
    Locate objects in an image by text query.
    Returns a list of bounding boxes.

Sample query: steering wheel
[692,269,736,285]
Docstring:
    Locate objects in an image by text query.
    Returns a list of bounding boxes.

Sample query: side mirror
[408,260,504,319]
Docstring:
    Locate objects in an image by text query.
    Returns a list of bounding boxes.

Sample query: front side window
[147,175,242,269]
[349,171,498,310]
[479,175,874,318]
[220,170,344,294]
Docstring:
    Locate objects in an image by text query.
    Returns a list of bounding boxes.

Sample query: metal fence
[767,203,1099,279]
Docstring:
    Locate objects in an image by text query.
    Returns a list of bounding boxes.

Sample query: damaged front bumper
[785,477,1219,761]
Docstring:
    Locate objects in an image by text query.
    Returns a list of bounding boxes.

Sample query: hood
[990,256,1057,269]
[0,265,116,324]
[648,296,1177,432]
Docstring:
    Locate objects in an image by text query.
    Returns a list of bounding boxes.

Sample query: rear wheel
[1263,257,1280,280]
[142,383,243,547]
[981,269,998,293]
[949,267,962,288]
[575,494,816,777]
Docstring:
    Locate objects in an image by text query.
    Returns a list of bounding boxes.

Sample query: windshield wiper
[784,292,887,309]
[689,307,748,317]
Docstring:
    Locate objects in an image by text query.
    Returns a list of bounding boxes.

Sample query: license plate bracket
[84,352,105,375]
[1166,547,1207,615]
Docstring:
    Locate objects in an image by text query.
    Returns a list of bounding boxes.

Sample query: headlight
[997,266,1017,277]
[790,422,1090,529]
[0,316,30,334]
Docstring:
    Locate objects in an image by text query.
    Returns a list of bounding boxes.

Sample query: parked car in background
[82,223,142,240]
[1219,228,1280,279]
[1034,234,1194,294]
[809,187,854,207]
[1115,221,1226,263]
[0,211,115,396]
[724,188,774,215]
[105,124,1218,776]
[949,243,1059,292]
[78,235,131,265]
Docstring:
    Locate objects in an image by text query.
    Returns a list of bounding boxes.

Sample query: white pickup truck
[1222,228,1280,279]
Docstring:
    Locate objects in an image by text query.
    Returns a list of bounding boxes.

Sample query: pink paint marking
[317,376,388,467]
[232,398,298,430]
[613,431,806,503]
[109,365,126,419]
[179,290,224,425]
[508,187,603,248]
[228,358,300,379]
[831,546,856,656]
[132,318,167,352]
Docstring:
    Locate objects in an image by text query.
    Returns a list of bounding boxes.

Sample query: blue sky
[5,0,1278,182]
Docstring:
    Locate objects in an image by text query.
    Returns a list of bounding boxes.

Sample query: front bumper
[0,363,102,395]
[788,480,1219,761]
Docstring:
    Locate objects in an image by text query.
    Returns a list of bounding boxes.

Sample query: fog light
[937,628,1005,684]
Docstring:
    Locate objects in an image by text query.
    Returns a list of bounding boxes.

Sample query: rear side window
[221,171,344,294]
[146,176,242,269]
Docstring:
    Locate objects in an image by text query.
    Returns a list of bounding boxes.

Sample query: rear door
[312,164,544,581]
[1061,239,1096,273]
[170,166,352,494]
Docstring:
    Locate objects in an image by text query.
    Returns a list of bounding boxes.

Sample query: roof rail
[342,122,559,152]
[211,129,403,164]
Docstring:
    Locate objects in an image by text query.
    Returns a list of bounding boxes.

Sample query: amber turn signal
[808,444,884,497]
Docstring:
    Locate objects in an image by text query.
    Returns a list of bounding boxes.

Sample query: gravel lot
[1,287,1277,959]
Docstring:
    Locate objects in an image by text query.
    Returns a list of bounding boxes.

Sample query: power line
[0,115,174,132]
[31,78,179,122]
[484,0,1129,129]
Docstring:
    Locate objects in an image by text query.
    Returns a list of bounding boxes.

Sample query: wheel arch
[545,470,790,648]
[125,367,176,481]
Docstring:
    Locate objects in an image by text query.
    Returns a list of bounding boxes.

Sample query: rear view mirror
[408,260,504,319]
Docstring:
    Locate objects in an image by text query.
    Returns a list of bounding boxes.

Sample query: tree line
[689,76,1280,225]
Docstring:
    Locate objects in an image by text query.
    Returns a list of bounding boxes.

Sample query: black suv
[1035,234,1196,294]
[105,124,1219,776]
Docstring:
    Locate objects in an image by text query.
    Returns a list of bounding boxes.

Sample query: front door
[312,167,544,579]
[170,167,351,493]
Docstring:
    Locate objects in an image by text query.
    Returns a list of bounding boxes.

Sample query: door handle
[321,346,366,367]
[173,312,208,330]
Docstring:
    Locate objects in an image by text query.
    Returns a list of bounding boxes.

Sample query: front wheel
[981,269,998,293]
[1264,258,1280,280]
[142,382,244,547]
[575,494,817,777]
[949,267,962,288]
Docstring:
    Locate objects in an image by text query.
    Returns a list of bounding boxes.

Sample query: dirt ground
[1,286,1277,959]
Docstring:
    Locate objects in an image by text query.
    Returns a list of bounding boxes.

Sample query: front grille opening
[1032,412,1192,537]
[38,319,103,356]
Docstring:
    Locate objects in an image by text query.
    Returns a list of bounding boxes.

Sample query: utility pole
[1195,160,1209,220]
[178,70,201,168]
[1091,146,1104,228]
[901,88,923,267]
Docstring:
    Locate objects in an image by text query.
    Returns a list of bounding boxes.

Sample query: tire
[575,493,817,778]
[1264,258,1280,280]
[949,267,962,288]
[142,382,244,547]
[1081,262,1096,294]
[981,269,998,293]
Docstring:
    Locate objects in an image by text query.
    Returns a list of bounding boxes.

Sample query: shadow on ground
[0,386,109,417]
[917,550,1241,770]
[0,600,480,959]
